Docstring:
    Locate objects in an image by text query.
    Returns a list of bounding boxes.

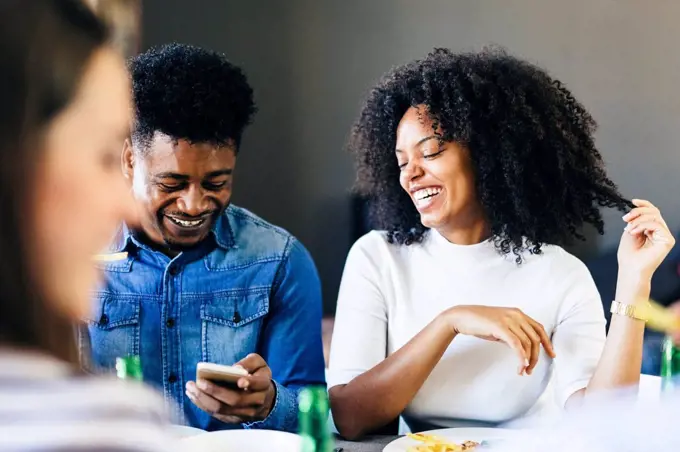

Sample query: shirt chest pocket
[200,289,269,365]
[84,294,141,371]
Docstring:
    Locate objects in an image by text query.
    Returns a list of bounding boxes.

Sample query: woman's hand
[619,199,675,284]
[445,305,556,376]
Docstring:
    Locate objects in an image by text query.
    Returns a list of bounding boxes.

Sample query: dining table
[334,435,399,452]
[330,374,663,452]
[175,374,663,451]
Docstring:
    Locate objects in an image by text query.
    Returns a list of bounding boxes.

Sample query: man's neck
[131,229,181,258]
[131,228,218,259]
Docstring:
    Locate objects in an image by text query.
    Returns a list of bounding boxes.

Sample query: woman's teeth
[414,187,442,200]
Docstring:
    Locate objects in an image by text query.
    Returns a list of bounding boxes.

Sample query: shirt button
[98,314,109,326]
[168,374,178,384]
[166,318,175,328]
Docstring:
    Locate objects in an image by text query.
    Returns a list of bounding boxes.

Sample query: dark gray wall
[142,0,680,313]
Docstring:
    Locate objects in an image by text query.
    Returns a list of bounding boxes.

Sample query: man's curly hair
[350,48,631,261]
[129,43,256,151]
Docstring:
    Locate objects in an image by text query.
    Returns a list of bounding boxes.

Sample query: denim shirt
[80,205,326,432]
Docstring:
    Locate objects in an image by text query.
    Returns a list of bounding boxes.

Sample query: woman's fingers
[625,214,663,231]
[513,319,555,375]
[528,318,556,358]
[508,324,533,375]
[628,221,672,243]
[624,200,668,227]
[496,328,529,375]
[505,310,555,375]
[632,199,654,208]
[516,323,541,375]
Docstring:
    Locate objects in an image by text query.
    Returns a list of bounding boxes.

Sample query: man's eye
[159,183,183,192]
[203,181,227,190]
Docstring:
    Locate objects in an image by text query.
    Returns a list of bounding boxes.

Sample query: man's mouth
[164,214,209,229]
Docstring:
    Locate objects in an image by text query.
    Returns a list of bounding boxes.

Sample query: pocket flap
[200,289,269,327]
[90,294,140,330]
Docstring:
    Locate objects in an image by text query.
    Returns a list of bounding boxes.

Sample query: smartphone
[196,362,249,388]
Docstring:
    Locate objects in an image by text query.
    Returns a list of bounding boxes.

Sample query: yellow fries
[407,433,479,452]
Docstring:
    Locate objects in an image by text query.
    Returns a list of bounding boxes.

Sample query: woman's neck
[435,218,491,245]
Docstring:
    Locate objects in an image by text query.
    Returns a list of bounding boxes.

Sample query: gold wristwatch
[610,300,648,322]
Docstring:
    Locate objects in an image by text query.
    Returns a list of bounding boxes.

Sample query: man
[81,43,326,432]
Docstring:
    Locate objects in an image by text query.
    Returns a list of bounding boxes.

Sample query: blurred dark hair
[0,0,108,362]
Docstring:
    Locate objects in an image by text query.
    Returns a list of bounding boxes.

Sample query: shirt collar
[109,212,235,254]
[211,211,235,250]
[108,223,133,253]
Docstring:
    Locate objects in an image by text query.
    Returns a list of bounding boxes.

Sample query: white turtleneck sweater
[328,230,605,428]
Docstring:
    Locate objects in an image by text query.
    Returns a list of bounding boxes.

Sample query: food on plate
[407,433,480,451]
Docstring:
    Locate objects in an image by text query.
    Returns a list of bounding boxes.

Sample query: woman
[0,1,174,450]
[328,48,675,439]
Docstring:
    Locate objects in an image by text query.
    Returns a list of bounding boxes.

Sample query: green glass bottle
[298,386,333,452]
[661,335,680,392]
[116,355,143,381]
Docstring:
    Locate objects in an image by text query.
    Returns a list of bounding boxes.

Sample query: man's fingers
[237,374,272,392]
[193,379,267,407]
[186,381,222,415]
[235,353,268,374]
[218,406,260,421]
[194,379,241,406]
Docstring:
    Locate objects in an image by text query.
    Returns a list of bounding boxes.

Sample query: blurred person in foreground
[328,48,675,439]
[494,389,680,452]
[85,0,141,59]
[0,0,175,450]
[80,43,325,432]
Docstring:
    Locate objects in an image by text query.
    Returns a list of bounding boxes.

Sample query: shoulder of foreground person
[0,375,179,452]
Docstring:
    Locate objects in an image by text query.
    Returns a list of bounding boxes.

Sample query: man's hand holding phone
[186,353,276,424]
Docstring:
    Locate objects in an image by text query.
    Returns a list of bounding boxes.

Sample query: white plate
[169,425,205,439]
[384,427,518,451]
[180,429,302,452]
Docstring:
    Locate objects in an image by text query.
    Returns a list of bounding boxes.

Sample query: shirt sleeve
[327,233,388,389]
[245,237,326,432]
[551,254,606,408]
